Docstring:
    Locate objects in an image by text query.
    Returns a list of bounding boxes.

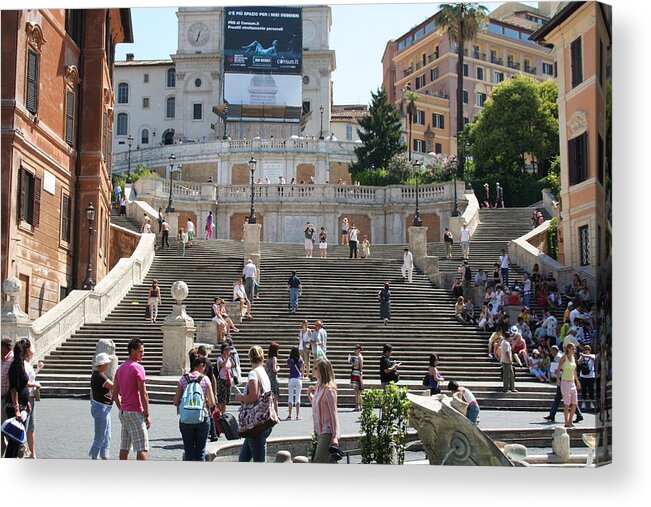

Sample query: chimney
[126,53,135,61]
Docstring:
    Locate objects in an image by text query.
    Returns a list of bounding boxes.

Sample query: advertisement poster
[224,6,302,74]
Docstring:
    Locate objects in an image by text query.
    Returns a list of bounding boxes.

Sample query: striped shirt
[311,385,340,439]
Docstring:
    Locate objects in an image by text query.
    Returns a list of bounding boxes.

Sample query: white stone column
[166,212,180,239]
[243,223,262,262]
[160,281,196,376]
[408,226,441,287]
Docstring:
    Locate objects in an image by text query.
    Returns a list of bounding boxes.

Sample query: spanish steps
[39,206,562,410]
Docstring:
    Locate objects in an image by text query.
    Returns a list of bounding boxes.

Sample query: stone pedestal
[1,277,32,345]
[449,215,464,242]
[408,226,428,260]
[243,223,262,261]
[160,281,196,376]
[166,212,180,238]
[552,426,570,462]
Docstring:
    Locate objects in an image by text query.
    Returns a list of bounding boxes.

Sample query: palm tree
[403,88,420,162]
[437,3,488,176]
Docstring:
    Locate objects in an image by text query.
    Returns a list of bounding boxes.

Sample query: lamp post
[222,104,229,140]
[412,159,423,227]
[166,154,176,213]
[319,105,324,140]
[464,141,473,190]
[83,202,96,290]
[126,134,134,183]
[248,157,257,224]
[450,156,460,217]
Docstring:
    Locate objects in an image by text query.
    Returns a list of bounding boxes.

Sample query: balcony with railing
[404,66,413,77]
[507,61,521,70]
[427,52,439,63]
[490,56,504,65]
[524,66,537,75]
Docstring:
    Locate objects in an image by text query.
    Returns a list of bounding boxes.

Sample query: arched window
[166,68,176,88]
[166,97,175,118]
[116,112,128,135]
[117,82,129,104]
[141,128,149,144]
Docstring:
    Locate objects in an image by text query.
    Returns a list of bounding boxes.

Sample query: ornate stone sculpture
[95,339,118,380]
[407,393,513,466]
[2,277,29,323]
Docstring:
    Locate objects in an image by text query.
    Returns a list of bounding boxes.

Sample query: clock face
[303,20,316,47]
[188,22,210,47]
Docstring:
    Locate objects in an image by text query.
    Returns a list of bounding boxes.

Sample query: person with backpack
[196,346,218,442]
[172,352,216,461]
[378,282,391,326]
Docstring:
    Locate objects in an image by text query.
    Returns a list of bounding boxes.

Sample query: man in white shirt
[500,333,517,392]
[233,278,253,320]
[242,259,257,302]
[401,248,414,283]
[348,224,359,259]
[499,249,510,288]
[460,223,470,260]
[522,273,532,307]
[542,311,558,344]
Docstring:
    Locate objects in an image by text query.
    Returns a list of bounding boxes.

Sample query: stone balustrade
[136,177,462,206]
[508,220,596,295]
[1,233,157,361]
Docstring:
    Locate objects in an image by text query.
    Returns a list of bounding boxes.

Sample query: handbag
[422,374,430,387]
[238,373,279,438]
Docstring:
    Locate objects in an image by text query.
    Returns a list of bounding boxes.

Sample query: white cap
[94,352,111,367]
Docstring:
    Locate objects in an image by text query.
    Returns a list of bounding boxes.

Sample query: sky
[113,1,516,106]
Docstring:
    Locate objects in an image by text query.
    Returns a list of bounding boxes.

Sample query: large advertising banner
[224,6,302,74]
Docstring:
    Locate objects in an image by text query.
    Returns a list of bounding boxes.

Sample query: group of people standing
[302,218,371,259]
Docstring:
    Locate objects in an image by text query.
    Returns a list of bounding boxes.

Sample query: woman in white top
[141,218,152,234]
[186,218,195,247]
[25,349,43,458]
[341,217,349,245]
[234,346,273,462]
[297,320,312,379]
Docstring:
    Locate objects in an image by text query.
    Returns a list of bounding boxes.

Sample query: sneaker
[543,415,555,422]
[574,415,584,423]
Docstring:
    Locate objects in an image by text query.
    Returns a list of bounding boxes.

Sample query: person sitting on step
[454,296,465,323]
[233,278,253,320]
[217,298,239,337]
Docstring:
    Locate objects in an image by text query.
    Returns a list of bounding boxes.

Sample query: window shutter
[26,50,39,114]
[32,176,41,227]
[65,91,75,146]
[102,112,108,160]
[18,168,25,222]
[61,194,71,242]
[571,37,583,88]
[568,138,577,185]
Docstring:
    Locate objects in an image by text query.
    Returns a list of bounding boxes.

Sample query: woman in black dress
[378,282,391,326]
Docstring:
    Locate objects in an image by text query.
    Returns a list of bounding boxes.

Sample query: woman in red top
[308,358,341,463]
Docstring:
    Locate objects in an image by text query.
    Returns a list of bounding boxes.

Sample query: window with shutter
[571,37,583,88]
[102,112,108,160]
[65,90,75,146]
[26,50,39,114]
[61,193,71,243]
[568,132,588,185]
[18,168,25,222]
[33,176,41,228]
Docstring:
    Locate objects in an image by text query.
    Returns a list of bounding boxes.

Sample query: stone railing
[448,191,480,242]
[541,188,559,218]
[135,177,463,206]
[25,233,156,361]
[509,221,596,295]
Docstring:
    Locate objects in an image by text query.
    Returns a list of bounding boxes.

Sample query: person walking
[341,217,349,245]
[157,207,164,234]
[287,271,302,313]
[186,218,195,247]
[119,195,128,217]
[234,346,274,462]
[443,227,454,258]
[378,282,391,326]
[499,249,510,289]
[114,183,122,208]
[307,358,341,463]
[304,222,315,258]
[318,227,328,258]
[147,279,161,323]
[112,338,151,460]
[89,352,114,460]
[499,332,517,393]
[348,344,364,411]
[141,217,152,234]
[401,247,414,283]
[495,182,505,208]
[160,219,170,249]
[173,352,216,461]
[482,183,491,208]
[205,211,214,240]
[348,224,359,259]
[312,321,328,360]
[265,342,281,416]
[361,235,371,259]
[215,343,234,415]
[297,320,312,379]
[242,259,257,302]
[460,260,472,300]
[177,228,188,257]
[286,346,304,420]
[558,342,581,428]
[426,354,444,395]
[460,223,470,260]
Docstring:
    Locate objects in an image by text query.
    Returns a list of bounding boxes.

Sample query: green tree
[534,78,560,177]
[436,3,488,175]
[112,163,157,192]
[350,88,405,180]
[467,75,559,178]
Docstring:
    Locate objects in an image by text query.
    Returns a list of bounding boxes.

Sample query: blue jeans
[238,427,272,462]
[179,419,210,461]
[501,268,509,288]
[467,404,480,425]
[290,288,300,310]
[89,400,112,459]
[523,292,530,308]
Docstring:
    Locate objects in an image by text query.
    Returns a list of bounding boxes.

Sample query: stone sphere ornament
[3,277,22,297]
[170,281,189,304]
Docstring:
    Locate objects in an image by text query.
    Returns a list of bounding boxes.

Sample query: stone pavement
[32,398,596,461]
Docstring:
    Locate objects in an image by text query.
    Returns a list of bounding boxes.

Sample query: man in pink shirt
[112,338,151,460]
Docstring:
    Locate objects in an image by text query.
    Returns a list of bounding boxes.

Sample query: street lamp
[166,154,176,213]
[412,159,423,227]
[222,104,229,140]
[464,141,473,190]
[83,202,96,290]
[248,157,257,224]
[319,105,324,140]
[450,156,460,217]
[126,134,134,183]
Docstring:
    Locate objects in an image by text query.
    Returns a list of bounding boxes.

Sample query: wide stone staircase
[38,206,560,411]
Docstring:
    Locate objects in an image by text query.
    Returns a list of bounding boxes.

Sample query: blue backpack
[179,374,206,424]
